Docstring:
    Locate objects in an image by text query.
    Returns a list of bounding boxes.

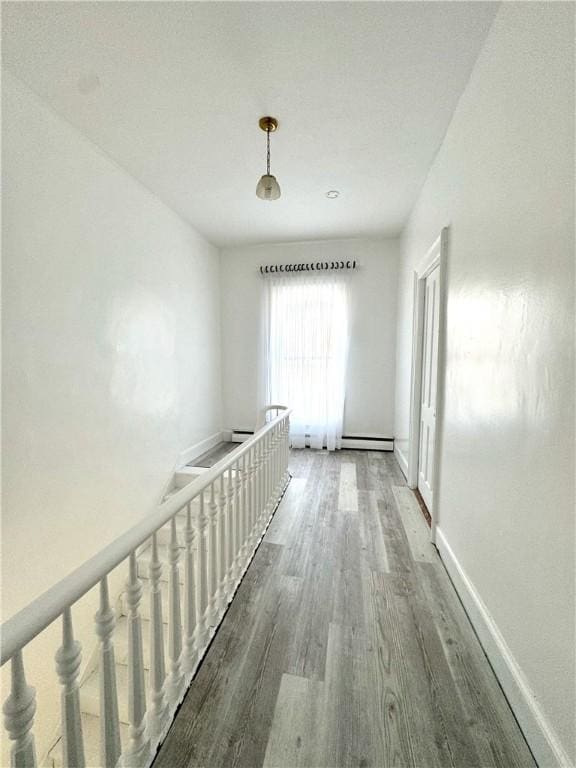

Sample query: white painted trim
[407,267,425,488]
[177,430,224,468]
[416,243,441,280]
[394,445,409,478]
[407,227,449,544]
[432,230,449,545]
[436,528,574,768]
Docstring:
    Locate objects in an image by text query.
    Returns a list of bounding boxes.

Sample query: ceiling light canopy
[256,116,281,201]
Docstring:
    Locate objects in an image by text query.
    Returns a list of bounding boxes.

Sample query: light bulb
[256,174,281,201]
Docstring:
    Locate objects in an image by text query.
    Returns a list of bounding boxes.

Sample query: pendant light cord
[266,129,271,176]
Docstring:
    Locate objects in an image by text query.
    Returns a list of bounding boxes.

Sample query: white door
[418,263,440,510]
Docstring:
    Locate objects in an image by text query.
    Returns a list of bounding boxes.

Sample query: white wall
[220,238,399,437]
[2,70,222,757]
[394,4,574,766]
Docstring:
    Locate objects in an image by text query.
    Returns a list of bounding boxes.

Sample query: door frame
[407,227,449,543]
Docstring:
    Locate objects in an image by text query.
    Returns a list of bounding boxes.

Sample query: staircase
[47,467,208,768]
[2,409,291,768]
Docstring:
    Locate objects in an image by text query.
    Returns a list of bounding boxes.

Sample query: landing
[190,441,239,468]
[154,450,534,768]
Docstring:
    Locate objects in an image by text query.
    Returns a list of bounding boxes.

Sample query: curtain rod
[259,260,357,275]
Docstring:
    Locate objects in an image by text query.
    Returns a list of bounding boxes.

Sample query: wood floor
[155,449,535,768]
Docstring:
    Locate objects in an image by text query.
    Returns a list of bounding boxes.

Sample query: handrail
[1,409,291,666]
[263,404,288,417]
[256,404,288,429]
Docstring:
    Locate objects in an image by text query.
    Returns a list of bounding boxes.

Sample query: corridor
[154,450,534,768]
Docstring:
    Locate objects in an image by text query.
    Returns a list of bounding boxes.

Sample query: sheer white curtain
[259,272,349,450]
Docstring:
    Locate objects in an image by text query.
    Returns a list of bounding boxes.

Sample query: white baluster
[264,435,271,521]
[3,650,37,768]
[269,431,275,514]
[233,460,242,582]
[148,532,168,741]
[95,577,121,768]
[226,467,235,589]
[123,552,149,766]
[273,428,278,503]
[55,608,85,768]
[248,445,256,551]
[255,442,263,542]
[167,517,183,705]
[252,443,260,542]
[183,503,197,676]
[262,435,269,522]
[240,454,248,571]
[285,418,291,482]
[270,427,277,499]
[208,482,219,627]
[246,447,255,555]
[271,431,276,504]
[258,439,266,530]
[271,430,276,501]
[218,474,228,610]
[196,490,209,654]
[281,421,287,485]
[265,432,273,517]
[275,425,281,493]
[281,423,286,483]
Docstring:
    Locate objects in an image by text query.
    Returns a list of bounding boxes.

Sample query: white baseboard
[436,528,574,768]
[394,445,409,478]
[178,431,225,468]
[341,437,393,451]
[229,430,393,451]
[230,430,252,443]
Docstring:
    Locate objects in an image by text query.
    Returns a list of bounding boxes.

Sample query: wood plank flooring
[154,449,535,768]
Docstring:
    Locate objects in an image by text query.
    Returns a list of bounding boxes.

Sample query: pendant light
[256,116,281,200]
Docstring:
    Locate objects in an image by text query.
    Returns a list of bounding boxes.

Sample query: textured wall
[2,71,223,758]
[394,4,575,764]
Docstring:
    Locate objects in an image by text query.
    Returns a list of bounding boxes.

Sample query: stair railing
[255,403,289,430]
[1,409,291,768]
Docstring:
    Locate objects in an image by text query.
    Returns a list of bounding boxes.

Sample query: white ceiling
[3,2,497,247]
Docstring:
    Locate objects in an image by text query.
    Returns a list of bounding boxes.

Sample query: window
[264,274,349,450]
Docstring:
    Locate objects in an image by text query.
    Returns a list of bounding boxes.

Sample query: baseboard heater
[230,430,394,451]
